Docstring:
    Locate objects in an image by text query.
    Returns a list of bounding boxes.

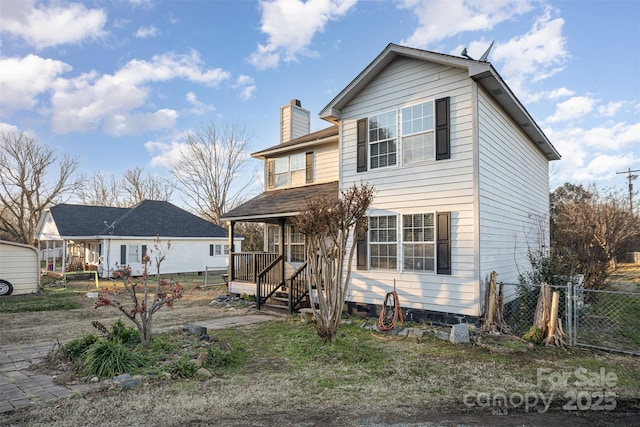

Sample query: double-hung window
[289,153,305,186]
[369,215,397,269]
[402,101,434,164]
[127,245,139,264]
[274,157,289,187]
[369,111,397,169]
[402,213,435,272]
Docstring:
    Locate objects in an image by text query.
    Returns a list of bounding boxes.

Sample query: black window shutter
[356,222,368,270]
[267,159,274,188]
[435,97,450,160]
[209,244,214,256]
[141,245,147,259]
[120,245,126,266]
[357,118,368,172]
[305,151,313,183]
[436,212,451,275]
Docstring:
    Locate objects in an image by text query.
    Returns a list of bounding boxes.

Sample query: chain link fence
[499,282,640,355]
[574,288,640,355]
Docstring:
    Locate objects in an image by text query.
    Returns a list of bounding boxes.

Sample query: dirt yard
[1,269,639,426]
[0,279,236,346]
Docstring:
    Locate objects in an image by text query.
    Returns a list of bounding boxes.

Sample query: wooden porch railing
[231,252,279,282]
[256,255,284,310]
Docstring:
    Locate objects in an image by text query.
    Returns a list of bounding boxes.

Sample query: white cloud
[134,25,160,38]
[233,75,256,100]
[0,1,107,49]
[186,91,215,115]
[399,0,533,47]
[545,96,595,123]
[492,6,568,102]
[546,122,640,183]
[50,51,231,134]
[0,122,20,135]
[0,54,72,111]
[104,109,178,136]
[145,139,188,168]
[249,0,357,70]
[546,87,574,100]
[598,101,625,117]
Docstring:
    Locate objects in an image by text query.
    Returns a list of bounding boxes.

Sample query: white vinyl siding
[101,238,238,278]
[340,57,478,316]
[269,142,338,189]
[477,87,550,288]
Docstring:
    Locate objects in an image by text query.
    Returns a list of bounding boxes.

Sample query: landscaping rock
[196,368,212,378]
[191,351,208,368]
[450,323,470,344]
[435,331,450,341]
[183,323,207,336]
[398,328,425,338]
[218,338,233,352]
[113,373,132,382]
[118,378,141,389]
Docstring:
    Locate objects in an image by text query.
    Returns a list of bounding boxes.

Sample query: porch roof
[221,181,339,222]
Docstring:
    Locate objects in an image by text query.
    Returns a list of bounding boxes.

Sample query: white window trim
[368,109,398,171]
[401,212,436,273]
[400,99,436,166]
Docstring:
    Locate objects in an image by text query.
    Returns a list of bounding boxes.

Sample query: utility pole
[616,168,639,215]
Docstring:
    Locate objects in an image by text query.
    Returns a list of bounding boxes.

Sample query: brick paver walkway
[0,313,276,414]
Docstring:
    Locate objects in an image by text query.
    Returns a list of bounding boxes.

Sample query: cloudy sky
[1,0,639,199]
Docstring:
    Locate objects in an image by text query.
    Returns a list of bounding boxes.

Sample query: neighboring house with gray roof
[35,200,239,278]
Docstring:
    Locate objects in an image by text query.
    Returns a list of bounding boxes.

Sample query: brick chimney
[280,99,310,144]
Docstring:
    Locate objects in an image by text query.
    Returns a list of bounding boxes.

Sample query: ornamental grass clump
[81,339,144,378]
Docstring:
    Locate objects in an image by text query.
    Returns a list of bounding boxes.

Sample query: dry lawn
[1,268,639,426]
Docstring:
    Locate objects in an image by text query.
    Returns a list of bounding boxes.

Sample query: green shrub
[522,326,545,345]
[81,339,144,378]
[109,319,140,345]
[64,334,99,362]
[170,357,197,378]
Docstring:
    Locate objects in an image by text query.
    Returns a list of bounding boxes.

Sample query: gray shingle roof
[221,181,339,221]
[50,200,228,238]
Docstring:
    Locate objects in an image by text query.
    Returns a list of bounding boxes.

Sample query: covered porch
[221,181,338,313]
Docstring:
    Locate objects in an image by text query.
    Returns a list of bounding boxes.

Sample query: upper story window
[356,97,450,173]
[268,152,313,189]
[402,101,434,164]
[368,111,397,169]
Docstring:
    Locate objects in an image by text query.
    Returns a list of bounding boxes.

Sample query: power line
[616,168,640,214]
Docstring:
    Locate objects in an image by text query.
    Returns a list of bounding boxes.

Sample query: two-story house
[221,43,560,321]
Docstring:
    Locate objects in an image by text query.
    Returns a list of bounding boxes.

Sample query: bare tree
[121,167,174,206]
[78,171,123,207]
[551,183,640,289]
[292,183,374,342]
[78,168,173,207]
[170,121,253,225]
[0,131,81,244]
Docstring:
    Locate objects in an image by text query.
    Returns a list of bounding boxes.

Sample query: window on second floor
[356,97,450,173]
[268,152,314,189]
[402,101,434,164]
[369,111,397,169]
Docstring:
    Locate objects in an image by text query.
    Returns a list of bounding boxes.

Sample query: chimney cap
[290,99,301,107]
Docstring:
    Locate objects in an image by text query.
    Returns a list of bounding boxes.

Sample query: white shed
[0,240,40,296]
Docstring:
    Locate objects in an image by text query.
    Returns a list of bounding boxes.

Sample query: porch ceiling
[221,181,339,222]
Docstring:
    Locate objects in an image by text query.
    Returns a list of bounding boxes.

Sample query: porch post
[228,221,235,281]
